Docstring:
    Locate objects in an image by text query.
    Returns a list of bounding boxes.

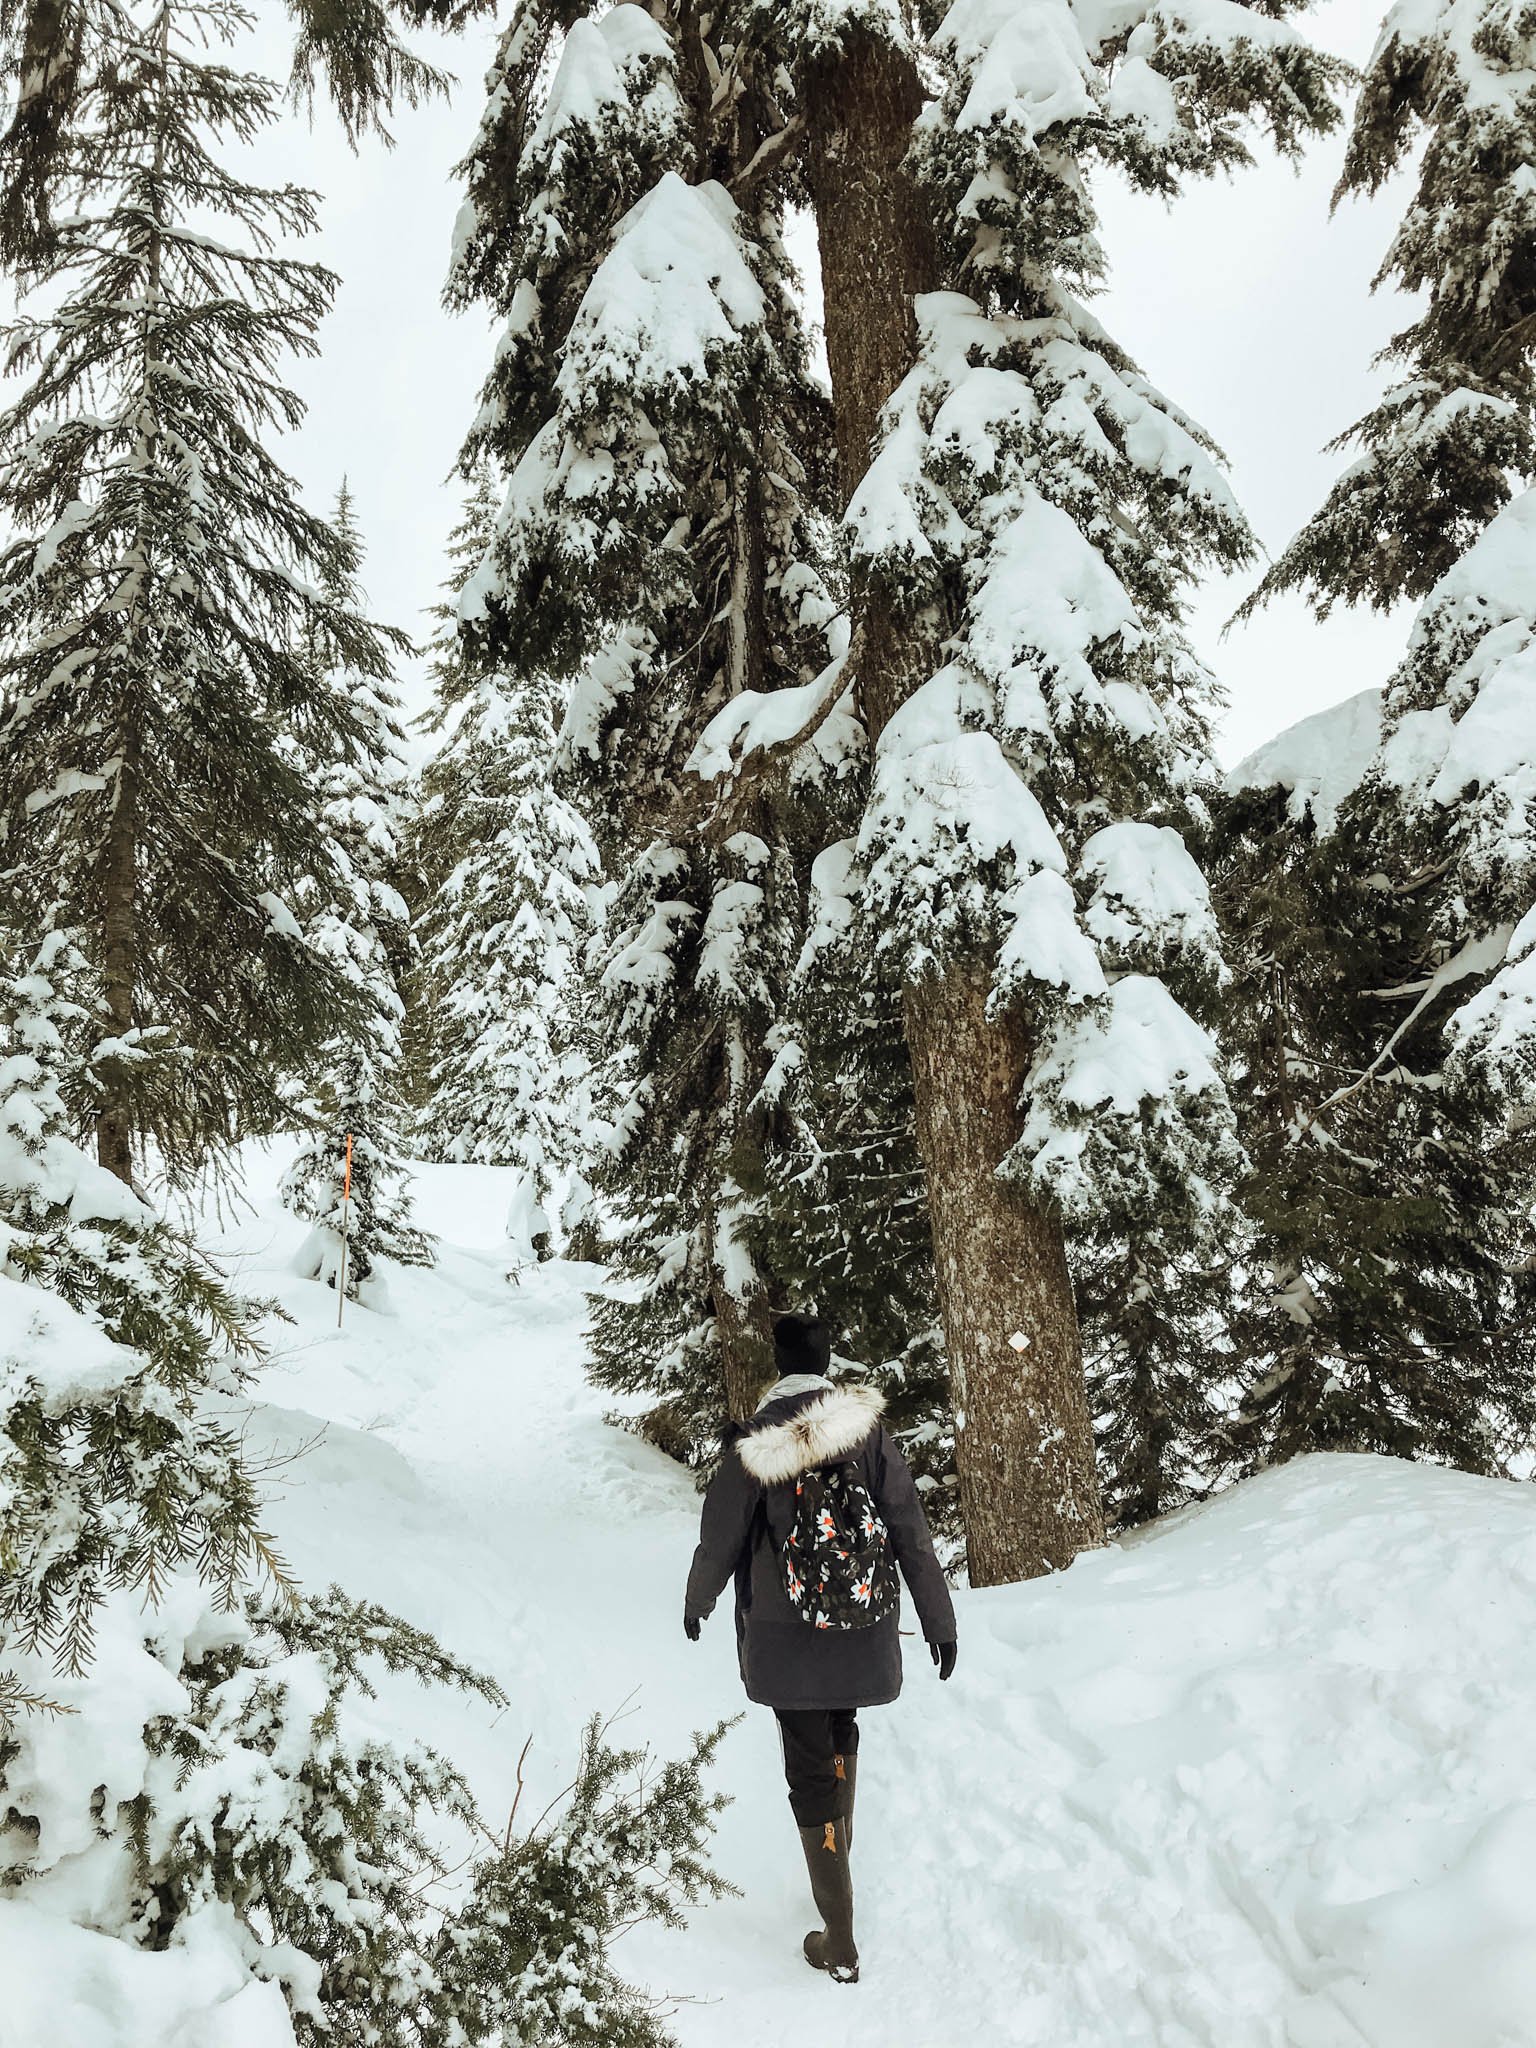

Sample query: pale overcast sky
[85,2,1427,766]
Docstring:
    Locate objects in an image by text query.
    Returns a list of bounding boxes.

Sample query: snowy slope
[11,1152,1536,2048]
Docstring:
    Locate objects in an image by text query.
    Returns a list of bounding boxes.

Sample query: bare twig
[504,1731,533,1856]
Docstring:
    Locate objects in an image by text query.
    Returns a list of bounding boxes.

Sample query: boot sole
[805,1956,860,1985]
[804,1941,860,1985]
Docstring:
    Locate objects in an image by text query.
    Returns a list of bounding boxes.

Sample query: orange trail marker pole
[336,1132,354,1328]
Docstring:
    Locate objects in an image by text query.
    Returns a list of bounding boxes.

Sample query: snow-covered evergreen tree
[1226,497,1536,1473]
[4,1441,732,2048]
[839,278,1256,1532]
[1221,0,1536,1474]
[106,1601,732,2048]
[448,5,842,1430]
[283,1046,435,1307]
[0,0,453,267]
[1364,492,1536,1133]
[449,0,1344,1548]
[0,950,733,2046]
[446,1707,736,2048]
[0,930,278,1681]
[754,839,957,1537]
[0,1,402,1188]
[281,483,433,1302]
[413,470,601,1264]
[1254,0,1536,616]
[685,0,1342,1555]
[1432,498,1536,1111]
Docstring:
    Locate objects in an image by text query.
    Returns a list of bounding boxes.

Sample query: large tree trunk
[96,725,139,1185]
[674,1,793,1430]
[714,1268,773,1424]
[801,32,930,510]
[802,24,1105,1582]
[96,7,172,1188]
[710,1012,779,1423]
[903,970,1102,1581]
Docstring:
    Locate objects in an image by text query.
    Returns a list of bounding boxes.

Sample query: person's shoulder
[712,1418,761,1487]
[868,1413,913,1474]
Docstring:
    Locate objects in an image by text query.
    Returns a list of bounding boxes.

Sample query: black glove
[684,1615,701,1642]
[930,1639,957,1682]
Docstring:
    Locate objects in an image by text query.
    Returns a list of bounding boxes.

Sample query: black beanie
[772,1311,831,1376]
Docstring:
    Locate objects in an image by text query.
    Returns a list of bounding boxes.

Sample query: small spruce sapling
[283,1046,435,1307]
[450,1708,739,2048]
[6,1578,738,2048]
[122,1601,737,2048]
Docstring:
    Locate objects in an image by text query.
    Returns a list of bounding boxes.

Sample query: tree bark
[903,969,1102,1580]
[96,726,139,1184]
[714,1269,773,1423]
[802,23,1105,1582]
[673,0,793,1429]
[801,33,930,510]
[97,6,172,1186]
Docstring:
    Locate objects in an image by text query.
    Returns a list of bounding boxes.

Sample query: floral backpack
[782,1461,900,1629]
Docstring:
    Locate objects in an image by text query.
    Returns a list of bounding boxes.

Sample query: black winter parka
[684,1380,957,1711]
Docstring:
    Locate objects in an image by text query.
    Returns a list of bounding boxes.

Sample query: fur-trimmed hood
[735,1382,885,1487]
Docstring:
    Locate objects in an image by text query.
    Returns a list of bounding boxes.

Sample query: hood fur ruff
[736,1383,885,1487]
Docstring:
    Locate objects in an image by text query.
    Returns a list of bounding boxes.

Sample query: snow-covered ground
[11,1151,1536,2048]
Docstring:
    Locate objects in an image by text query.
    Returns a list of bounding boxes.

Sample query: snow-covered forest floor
[15,1151,1536,2048]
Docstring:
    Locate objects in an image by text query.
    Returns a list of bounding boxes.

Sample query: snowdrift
[4,1152,1534,2047]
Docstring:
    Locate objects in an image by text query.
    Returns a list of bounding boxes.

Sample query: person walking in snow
[683,1312,958,1986]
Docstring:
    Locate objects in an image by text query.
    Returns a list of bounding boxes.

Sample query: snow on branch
[1015,974,1242,1234]
[1226,688,1383,834]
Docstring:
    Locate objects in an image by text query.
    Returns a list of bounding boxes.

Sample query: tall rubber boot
[797,1818,858,1983]
[835,1751,857,1849]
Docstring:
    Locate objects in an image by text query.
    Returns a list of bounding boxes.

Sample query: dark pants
[774,1707,860,1826]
